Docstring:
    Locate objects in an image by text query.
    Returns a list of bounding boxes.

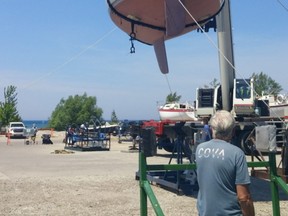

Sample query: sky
[0,0,288,121]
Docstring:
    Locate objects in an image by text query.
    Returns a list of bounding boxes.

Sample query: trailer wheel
[239,130,255,155]
[158,137,174,153]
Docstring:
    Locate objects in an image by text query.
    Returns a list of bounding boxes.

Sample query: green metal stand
[139,152,164,216]
[139,150,288,216]
[269,152,281,216]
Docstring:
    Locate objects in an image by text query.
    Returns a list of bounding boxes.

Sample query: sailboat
[158,102,198,121]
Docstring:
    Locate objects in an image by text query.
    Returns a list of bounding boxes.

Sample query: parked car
[6,122,26,138]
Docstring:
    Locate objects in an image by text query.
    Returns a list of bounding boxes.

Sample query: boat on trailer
[158,102,197,121]
[260,94,288,120]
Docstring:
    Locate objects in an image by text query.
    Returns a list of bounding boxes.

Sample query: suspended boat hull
[107,0,224,45]
[107,0,224,73]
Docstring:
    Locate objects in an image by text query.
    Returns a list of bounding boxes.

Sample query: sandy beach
[0,130,287,215]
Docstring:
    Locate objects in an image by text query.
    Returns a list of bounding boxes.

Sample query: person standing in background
[202,117,211,141]
[31,123,38,144]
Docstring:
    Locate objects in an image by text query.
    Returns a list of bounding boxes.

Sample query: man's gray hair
[209,110,235,140]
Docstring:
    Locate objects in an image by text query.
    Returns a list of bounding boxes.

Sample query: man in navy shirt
[196,110,255,216]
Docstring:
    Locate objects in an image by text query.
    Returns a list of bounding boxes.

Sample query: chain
[129,23,136,53]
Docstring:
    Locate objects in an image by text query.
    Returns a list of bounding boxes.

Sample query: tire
[239,130,256,155]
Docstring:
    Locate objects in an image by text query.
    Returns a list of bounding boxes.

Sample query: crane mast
[216,0,235,111]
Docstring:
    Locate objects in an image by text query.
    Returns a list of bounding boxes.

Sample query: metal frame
[139,151,288,216]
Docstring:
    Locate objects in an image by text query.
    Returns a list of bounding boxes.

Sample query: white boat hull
[159,109,197,121]
[260,94,288,119]
[269,104,288,119]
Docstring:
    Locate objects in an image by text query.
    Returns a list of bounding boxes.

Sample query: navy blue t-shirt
[196,139,250,216]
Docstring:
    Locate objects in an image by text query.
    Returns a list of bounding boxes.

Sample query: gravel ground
[0,131,288,215]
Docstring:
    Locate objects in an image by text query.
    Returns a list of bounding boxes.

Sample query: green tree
[0,85,22,126]
[48,93,103,131]
[203,78,220,88]
[111,110,118,124]
[252,72,282,96]
[166,92,181,103]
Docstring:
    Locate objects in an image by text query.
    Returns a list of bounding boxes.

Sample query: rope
[277,0,288,12]
[178,0,238,79]
[178,0,285,122]
[21,27,117,89]
[159,0,224,97]
[165,74,173,95]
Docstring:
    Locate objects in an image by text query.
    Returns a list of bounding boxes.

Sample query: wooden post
[50,128,54,137]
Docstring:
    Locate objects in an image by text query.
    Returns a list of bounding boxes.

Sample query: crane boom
[216,0,235,111]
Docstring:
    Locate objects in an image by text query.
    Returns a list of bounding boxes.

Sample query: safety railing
[139,151,288,216]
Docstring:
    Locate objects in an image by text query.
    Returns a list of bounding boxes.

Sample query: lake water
[23,120,49,129]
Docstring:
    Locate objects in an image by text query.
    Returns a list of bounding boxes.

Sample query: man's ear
[232,127,236,136]
[210,128,214,139]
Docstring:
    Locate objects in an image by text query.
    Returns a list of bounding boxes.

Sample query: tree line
[0,86,109,131]
[0,72,283,131]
